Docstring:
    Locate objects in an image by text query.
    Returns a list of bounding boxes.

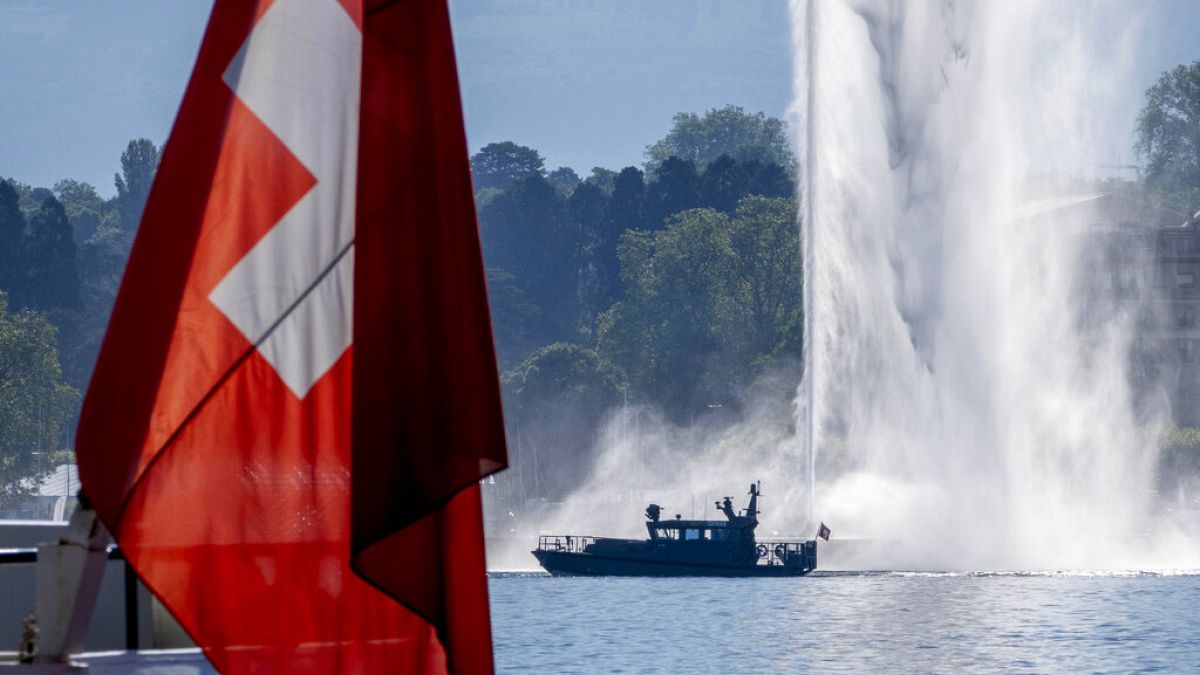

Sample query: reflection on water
[490,573,1200,673]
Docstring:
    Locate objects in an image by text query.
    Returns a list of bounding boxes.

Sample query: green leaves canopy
[1137,61,1200,197]
[0,293,80,506]
[597,196,801,420]
[644,105,795,176]
[471,141,546,192]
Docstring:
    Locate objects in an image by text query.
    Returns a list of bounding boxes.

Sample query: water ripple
[491,574,1200,673]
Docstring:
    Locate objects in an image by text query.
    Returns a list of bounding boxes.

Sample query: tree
[1159,427,1200,504]
[729,196,803,359]
[643,156,701,229]
[114,139,161,237]
[502,343,625,499]
[485,268,540,370]
[478,175,579,345]
[700,154,748,214]
[53,221,129,391]
[0,293,80,507]
[25,186,52,210]
[3,178,44,214]
[598,208,739,419]
[569,181,607,250]
[19,197,81,311]
[1137,61,1200,195]
[596,197,803,420]
[585,167,617,195]
[0,181,24,296]
[586,167,644,314]
[645,105,795,175]
[567,182,608,328]
[742,160,795,199]
[546,166,581,194]
[470,141,545,191]
[53,179,112,244]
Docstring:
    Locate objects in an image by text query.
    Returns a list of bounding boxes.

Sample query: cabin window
[710,529,729,542]
[684,529,701,541]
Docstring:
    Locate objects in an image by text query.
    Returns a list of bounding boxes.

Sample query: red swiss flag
[75,0,507,673]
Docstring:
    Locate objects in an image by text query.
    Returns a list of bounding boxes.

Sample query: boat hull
[531,549,814,577]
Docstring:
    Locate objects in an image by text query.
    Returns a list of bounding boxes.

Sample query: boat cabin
[646,519,745,542]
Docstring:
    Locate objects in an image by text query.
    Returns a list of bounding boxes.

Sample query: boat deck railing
[761,540,816,566]
[0,544,145,649]
[536,535,596,553]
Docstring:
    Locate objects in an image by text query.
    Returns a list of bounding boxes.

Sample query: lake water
[489,571,1200,673]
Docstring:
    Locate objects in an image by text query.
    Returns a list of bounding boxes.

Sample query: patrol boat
[532,482,817,576]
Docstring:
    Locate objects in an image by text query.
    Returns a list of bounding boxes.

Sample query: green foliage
[1162,427,1200,464]
[470,141,546,191]
[569,181,608,329]
[0,181,25,296]
[546,167,581,194]
[586,167,644,315]
[699,155,795,214]
[597,197,802,420]
[20,197,81,311]
[739,160,795,200]
[729,196,804,358]
[643,156,701,230]
[502,343,626,499]
[1159,427,1200,501]
[0,141,152,450]
[1,178,57,215]
[644,105,795,175]
[53,179,113,245]
[1160,187,1200,217]
[585,167,617,195]
[114,139,161,237]
[0,293,80,507]
[472,130,802,424]
[568,181,607,241]
[473,186,505,211]
[26,187,53,213]
[700,154,746,214]
[53,220,128,390]
[598,209,738,419]
[479,174,580,346]
[1137,61,1200,195]
[504,343,627,418]
[2,178,35,213]
[486,268,540,370]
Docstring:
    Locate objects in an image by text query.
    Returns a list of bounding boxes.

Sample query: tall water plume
[794,0,1198,568]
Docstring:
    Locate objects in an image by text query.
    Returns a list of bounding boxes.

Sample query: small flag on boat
[818,522,832,541]
[76,1,506,673]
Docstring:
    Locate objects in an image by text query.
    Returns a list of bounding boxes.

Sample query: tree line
[0,139,159,506]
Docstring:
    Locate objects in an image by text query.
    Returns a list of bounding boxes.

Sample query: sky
[0,0,1198,196]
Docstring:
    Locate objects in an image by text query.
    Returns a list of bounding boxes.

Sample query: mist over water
[528,0,1200,572]
[795,0,1197,569]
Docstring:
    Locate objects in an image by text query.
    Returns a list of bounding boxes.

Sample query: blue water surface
[489,571,1200,673]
